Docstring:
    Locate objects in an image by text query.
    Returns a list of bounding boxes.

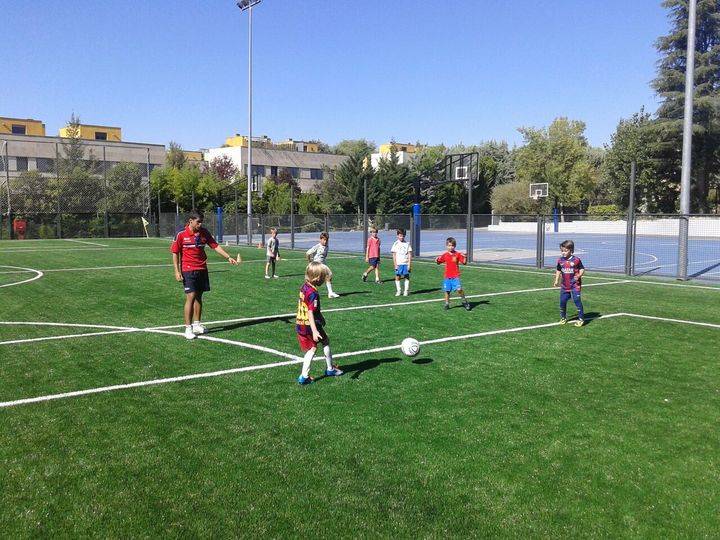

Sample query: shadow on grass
[580,311,602,326]
[410,288,440,295]
[338,291,371,297]
[411,357,433,365]
[208,316,294,333]
[334,356,402,380]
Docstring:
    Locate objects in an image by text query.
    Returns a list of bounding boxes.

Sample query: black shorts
[368,257,380,268]
[267,255,277,263]
[182,270,210,294]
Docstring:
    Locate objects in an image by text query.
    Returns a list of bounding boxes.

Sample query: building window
[310,168,323,180]
[270,166,278,177]
[11,124,26,135]
[251,165,265,177]
[15,157,28,171]
[37,158,55,172]
[95,132,108,140]
[285,167,299,178]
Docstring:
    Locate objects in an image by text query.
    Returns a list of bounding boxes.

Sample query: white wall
[488,217,720,237]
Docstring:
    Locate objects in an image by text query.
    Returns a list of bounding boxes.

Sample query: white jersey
[266,236,279,258]
[391,240,412,265]
[306,243,329,264]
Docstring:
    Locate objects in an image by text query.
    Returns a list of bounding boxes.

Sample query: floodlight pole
[363,174,368,255]
[677,0,697,281]
[467,172,474,263]
[237,0,262,245]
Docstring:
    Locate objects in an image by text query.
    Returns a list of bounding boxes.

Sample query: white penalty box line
[1,311,720,409]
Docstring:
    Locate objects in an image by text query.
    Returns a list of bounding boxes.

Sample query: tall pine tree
[652,0,720,212]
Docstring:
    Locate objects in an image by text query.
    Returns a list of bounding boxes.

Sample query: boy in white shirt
[390,228,412,297]
[306,232,340,298]
[264,227,280,279]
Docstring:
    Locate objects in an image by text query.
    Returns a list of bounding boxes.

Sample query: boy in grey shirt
[265,227,280,279]
[306,232,339,298]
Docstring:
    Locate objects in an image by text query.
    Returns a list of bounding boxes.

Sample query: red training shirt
[170,226,219,272]
[367,236,380,258]
[436,250,466,278]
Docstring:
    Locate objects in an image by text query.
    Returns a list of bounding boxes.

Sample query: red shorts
[296,327,328,352]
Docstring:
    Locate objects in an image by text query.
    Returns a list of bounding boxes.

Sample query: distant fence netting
[0,138,154,239]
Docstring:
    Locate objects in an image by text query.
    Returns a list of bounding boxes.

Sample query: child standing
[362,227,381,284]
[296,262,344,384]
[436,237,471,311]
[390,228,412,297]
[553,240,585,327]
[265,227,280,279]
[306,232,340,298]
[171,210,239,340]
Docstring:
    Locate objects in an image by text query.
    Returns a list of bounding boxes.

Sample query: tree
[515,118,599,213]
[318,151,372,213]
[209,155,238,183]
[166,141,187,170]
[371,148,414,215]
[106,162,144,213]
[651,0,720,212]
[490,182,546,214]
[602,109,669,211]
[332,139,376,157]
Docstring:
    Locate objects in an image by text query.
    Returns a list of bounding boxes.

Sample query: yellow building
[182,150,204,162]
[277,139,319,153]
[379,142,417,154]
[0,117,46,136]
[224,134,272,148]
[59,123,122,142]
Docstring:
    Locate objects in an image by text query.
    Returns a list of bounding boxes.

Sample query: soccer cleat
[443,303,450,311]
[192,323,207,335]
[395,291,401,297]
[463,302,471,311]
[574,319,585,327]
[325,366,344,377]
[362,273,368,282]
[184,327,197,340]
[264,275,271,279]
[328,292,340,298]
[559,318,567,325]
[403,290,409,296]
[375,280,381,284]
[297,375,315,385]
[273,274,279,279]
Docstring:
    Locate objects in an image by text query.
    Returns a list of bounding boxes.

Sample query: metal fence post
[3,140,12,240]
[624,161,636,275]
[291,190,296,249]
[55,142,62,239]
[102,146,109,238]
[536,215,545,269]
[466,179,473,263]
[260,214,266,247]
[677,215,690,280]
[324,213,329,233]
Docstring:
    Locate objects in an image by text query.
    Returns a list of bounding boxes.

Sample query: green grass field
[1,237,719,537]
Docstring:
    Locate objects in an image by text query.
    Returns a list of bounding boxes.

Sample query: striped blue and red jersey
[556,255,584,292]
[296,282,325,335]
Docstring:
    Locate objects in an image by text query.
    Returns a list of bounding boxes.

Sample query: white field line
[0,266,44,288]
[0,329,140,347]
[0,246,172,253]
[65,239,109,247]
[147,280,629,331]
[3,310,720,408]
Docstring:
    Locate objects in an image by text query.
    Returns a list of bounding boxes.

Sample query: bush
[587,204,621,218]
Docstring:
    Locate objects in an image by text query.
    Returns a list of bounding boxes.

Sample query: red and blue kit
[296,282,327,351]
[436,250,466,292]
[171,226,219,271]
[556,255,584,292]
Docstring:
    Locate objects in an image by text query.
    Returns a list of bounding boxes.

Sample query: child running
[436,237,471,311]
[264,227,280,279]
[553,239,585,327]
[306,232,339,298]
[296,262,344,384]
[171,210,239,340]
[362,227,381,284]
[391,228,412,296]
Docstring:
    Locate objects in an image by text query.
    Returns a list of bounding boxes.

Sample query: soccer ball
[401,337,420,357]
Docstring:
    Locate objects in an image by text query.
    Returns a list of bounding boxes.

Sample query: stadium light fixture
[235,0,262,244]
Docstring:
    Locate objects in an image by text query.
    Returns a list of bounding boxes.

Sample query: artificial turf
[0,237,719,537]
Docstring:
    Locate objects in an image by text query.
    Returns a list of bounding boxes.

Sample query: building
[276,139,320,153]
[58,123,122,142]
[0,117,46,136]
[204,145,347,192]
[368,142,418,170]
[224,134,272,148]
[182,150,204,163]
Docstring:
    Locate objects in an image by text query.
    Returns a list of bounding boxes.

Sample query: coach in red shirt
[171,210,239,340]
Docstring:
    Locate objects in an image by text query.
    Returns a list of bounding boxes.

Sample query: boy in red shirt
[362,227,381,284]
[296,262,343,384]
[435,237,471,311]
[171,210,239,340]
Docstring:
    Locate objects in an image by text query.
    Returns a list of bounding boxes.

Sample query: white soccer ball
[401,337,420,357]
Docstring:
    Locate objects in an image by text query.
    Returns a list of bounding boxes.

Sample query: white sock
[301,348,316,378]
[326,281,334,295]
[404,279,410,294]
[395,280,401,293]
[323,345,334,370]
[185,324,192,330]
[192,320,200,325]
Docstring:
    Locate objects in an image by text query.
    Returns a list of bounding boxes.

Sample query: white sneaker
[328,292,340,298]
[403,290,409,296]
[273,274,279,279]
[184,327,197,340]
[395,291,401,297]
[192,323,207,335]
[264,275,271,279]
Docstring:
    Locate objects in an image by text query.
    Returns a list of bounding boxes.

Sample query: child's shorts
[395,264,410,278]
[297,326,328,352]
[443,277,462,292]
[368,257,380,268]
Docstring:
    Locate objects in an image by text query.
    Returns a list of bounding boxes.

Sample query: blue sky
[6,0,669,150]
